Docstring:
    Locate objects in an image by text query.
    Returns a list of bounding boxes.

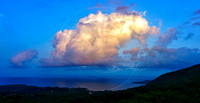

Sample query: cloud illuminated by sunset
[40,11,160,67]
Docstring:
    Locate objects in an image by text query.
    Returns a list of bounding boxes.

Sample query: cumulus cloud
[156,28,178,46]
[124,28,200,69]
[123,47,140,60]
[10,49,38,68]
[136,46,200,69]
[125,46,200,69]
[41,11,159,67]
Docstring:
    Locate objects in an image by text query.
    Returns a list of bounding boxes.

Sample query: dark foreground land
[1,64,200,103]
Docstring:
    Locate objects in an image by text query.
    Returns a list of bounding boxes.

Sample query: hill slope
[148,64,200,85]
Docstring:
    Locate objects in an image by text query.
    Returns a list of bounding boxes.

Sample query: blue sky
[0,0,200,77]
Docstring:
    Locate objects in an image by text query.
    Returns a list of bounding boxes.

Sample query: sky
[0,0,200,77]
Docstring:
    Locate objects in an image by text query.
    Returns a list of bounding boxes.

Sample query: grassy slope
[1,64,200,103]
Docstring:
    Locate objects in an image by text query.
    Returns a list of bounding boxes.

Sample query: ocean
[0,68,172,91]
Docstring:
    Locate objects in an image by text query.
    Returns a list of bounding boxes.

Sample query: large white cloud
[40,11,159,67]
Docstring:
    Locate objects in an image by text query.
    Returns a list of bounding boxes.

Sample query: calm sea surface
[0,68,172,91]
[0,77,149,91]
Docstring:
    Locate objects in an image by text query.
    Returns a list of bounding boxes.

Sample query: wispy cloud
[123,27,200,69]
[156,28,178,46]
[192,22,200,26]
[10,49,38,68]
[184,33,194,40]
[194,9,200,15]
